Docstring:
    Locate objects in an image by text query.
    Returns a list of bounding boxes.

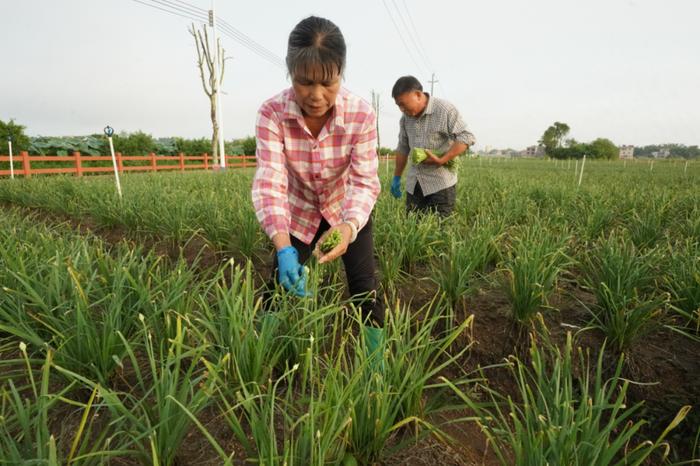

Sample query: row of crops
[0,158,698,464]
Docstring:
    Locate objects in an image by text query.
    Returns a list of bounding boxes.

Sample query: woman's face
[292,65,341,119]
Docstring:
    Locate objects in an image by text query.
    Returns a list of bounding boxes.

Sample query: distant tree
[0,119,31,153]
[552,142,586,160]
[588,138,618,160]
[175,137,209,155]
[663,143,700,159]
[241,136,256,155]
[539,122,570,155]
[155,137,178,156]
[112,131,156,156]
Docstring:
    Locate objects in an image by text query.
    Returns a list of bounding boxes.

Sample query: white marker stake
[578,155,586,187]
[7,138,14,179]
[104,126,122,199]
[685,160,688,174]
[650,160,654,172]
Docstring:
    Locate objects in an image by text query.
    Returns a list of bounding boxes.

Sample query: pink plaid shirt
[252,87,380,245]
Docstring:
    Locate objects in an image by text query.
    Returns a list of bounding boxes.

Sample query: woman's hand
[315,223,353,264]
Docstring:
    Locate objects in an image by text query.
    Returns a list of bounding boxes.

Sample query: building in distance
[618,145,634,160]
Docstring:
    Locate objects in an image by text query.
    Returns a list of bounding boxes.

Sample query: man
[390,75,476,216]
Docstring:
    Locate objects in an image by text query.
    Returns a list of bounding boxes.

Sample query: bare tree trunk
[190,23,225,167]
[210,90,219,165]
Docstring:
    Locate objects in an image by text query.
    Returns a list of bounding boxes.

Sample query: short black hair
[286,16,346,80]
[391,76,423,98]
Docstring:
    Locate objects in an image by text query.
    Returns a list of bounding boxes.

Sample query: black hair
[391,75,423,98]
[286,16,346,80]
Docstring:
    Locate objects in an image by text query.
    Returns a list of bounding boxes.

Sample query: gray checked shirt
[396,95,476,196]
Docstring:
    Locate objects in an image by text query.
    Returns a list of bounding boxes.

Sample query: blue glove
[390,175,402,199]
[276,246,310,297]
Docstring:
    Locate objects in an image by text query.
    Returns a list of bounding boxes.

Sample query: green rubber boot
[362,325,385,373]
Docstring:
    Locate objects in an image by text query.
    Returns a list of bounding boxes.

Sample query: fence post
[178,152,185,171]
[116,152,123,172]
[21,151,31,178]
[150,152,157,172]
[202,152,209,170]
[7,138,14,179]
[74,151,83,177]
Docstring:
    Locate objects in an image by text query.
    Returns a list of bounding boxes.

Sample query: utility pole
[428,72,438,95]
[209,2,226,168]
[371,90,384,171]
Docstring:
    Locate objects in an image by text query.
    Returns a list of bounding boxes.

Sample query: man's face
[394,91,425,117]
[292,65,342,118]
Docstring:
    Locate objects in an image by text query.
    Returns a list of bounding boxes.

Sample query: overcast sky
[1,0,699,151]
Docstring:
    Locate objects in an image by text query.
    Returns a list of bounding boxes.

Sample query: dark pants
[269,216,384,327]
[406,181,456,217]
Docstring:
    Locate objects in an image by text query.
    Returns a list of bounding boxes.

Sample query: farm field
[0,158,698,465]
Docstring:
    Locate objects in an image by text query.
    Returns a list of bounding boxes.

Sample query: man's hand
[276,246,310,296]
[390,175,402,198]
[422,149,445,166]
[315,223,353,264]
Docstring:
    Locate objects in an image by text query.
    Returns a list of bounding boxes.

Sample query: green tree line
[633,144,700,159]
[538,121,699,159]
[539,122,619,160]
[0,119,256,157]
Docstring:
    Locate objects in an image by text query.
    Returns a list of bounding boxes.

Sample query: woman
[251,16,384,360]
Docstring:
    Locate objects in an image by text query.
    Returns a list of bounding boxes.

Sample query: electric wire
[381,0,430,77]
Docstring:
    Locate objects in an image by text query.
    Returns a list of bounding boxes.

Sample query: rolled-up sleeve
[251,105,290,239]
[446,105,476,147]
[342,110,380,230]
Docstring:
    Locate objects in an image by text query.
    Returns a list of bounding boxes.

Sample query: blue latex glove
[276,246,310,297]
[390,175,402,199]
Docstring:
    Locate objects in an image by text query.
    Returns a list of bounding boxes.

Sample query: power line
[391,0,432,74]
[216,19,285,69]
[398,0,435,72]
[130,0,284,69]
[151,0,207,18]
[387,0,449,98]
[168,0,207,13]
[381,0,430,77]
[130,0,206,23]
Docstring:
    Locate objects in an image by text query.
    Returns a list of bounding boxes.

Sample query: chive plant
[444,320,691,466]
[581,233,668,352]
[663,239,700,336]
[500,224,571,325]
